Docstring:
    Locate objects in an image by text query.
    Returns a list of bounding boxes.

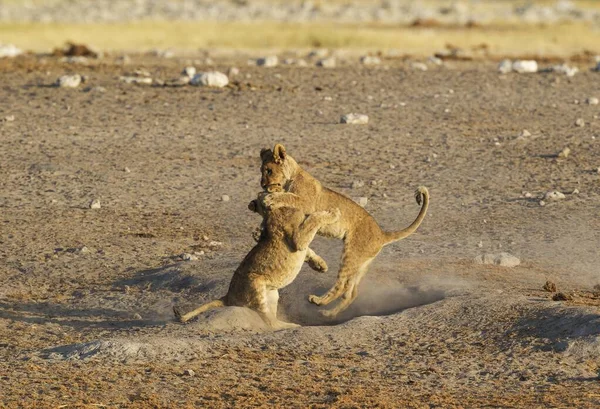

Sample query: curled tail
[173,297,225,323]
[383,186,429,245]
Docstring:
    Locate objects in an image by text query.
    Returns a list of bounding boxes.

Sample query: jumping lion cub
[259,144,429,318]
[173,190,340,330]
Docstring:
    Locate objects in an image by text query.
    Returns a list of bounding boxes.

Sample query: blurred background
[1,0,600,57]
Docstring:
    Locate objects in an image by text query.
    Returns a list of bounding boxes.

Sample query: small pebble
[544,191,565,201]
[512,60,538,73]
[411,62,428,71]
[89,199,101,209]
[182,66,196,78]
[498,59,512,74]
[572,188,579,195]
[120,76,152,85]
[558,147,570,158]
[183,369,195,377]
[133,313,142,320]
[228,67,239,76]
[316,57,336,68]
[360,56,381,66]
[221,195,230,202]
[351,181,365,189]
[341,113,369,124]
[575,118,585,127]
[56,74,82,88]
[190,71,229,88]
[257,56,278,67]
[3,115,15,122]
[587,97,599,105]
[181,253,198,261]
[519,130,531,138]
[356,197,368,207]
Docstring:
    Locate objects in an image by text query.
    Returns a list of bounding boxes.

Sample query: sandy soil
[1,54,599,408]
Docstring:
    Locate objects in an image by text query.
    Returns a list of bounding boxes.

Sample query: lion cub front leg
[292,209,341,251]
[262,192,305,210]
[305,248,328,272]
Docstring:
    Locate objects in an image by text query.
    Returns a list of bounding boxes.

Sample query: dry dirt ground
[1,54,600,408]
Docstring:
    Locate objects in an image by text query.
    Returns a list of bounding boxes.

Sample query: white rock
[575,118,585,127]
[257,56,278,67]
[572,188,579,195]
[183,369,195,377]
[544,190,566,201]
[341,113,369,124]
[360,56,381,65]
[512,60,538,73]
[411,62,428,71]
[558,147,570,158]
[428,56,443,65]
[190,71,229,88]
[550,64,578,77]
[133,313,143,320]
[208,241,223,247]
[89,199,101,209]
[0,44,22,58]
[3,115,15,122]
[181,253,198,261]
[316,57,336,68]
[356,197,368,207]
[519,130,531,138]
[182,66,196,78]
[119,76,152,85]
[474,252,520,267]
[221,195,230,202]
[587,97,599,105]
[56,74,82,88]
[352,180,365,189]
[498,59,513,74]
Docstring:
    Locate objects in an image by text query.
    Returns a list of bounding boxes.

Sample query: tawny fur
[259,144,429,317]
[173,190,340,330]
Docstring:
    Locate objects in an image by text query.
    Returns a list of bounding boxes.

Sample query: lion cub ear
[273,144,287,164]
[260,148,272,163]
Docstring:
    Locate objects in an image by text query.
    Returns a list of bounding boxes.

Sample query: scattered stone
[183,369,195,377]
[360,56,381,66]
[182,66,196,78]
[356,197,368,207]
[257,56,278,67]
[221,195,230,202]
[208,241,223,248]
[89,199,101,209]
[558,147,571,158]
[228,67,239,76]
[352,181,365,189]
[477,240,483,248]
[428,56,443,65]
[498,59,513,74]
[296,59,308,67]
[124,167,131,173]
[544,190,566,201]
[341,113,369,124]
[552,292,572,301]
[0,43,22,58]
[190,71,229,88]
[78,246,91,254]
[512,60,538,73]
[539,200,546,207]
[523,192,533,198]
[133,313,143,320]
[411,62,428,71]
[308,49,329,59]
[543,280,557,292]
[587,97,599,105]
[572,188,579,195]
[119,76,152,85]
[473,253,520,267]
[549,64,578,77]
[575,118,585,127]
[519,130,531,138]
[181,253,199,261]
[56,74,82,88]
[3,115,15,122]
[316,57,336,68]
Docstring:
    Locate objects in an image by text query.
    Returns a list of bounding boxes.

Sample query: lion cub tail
[383,186,429,245]
[173,298,226,323]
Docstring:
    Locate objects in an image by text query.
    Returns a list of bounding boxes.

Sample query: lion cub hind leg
[254,285,300,330]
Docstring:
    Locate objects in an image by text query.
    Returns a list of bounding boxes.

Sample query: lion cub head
[259,144,297,193]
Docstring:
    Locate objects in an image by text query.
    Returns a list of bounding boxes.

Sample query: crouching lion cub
[173,190,340,330]
[259,144,429,318]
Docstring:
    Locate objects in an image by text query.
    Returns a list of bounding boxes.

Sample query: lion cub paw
[307,256,328,273]
[262,192,285,210]
[325,208,341,223]
[308,294,325,305]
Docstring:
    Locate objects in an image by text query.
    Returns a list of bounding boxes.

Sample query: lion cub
[259,144,429,318]
[173,190,340,330]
